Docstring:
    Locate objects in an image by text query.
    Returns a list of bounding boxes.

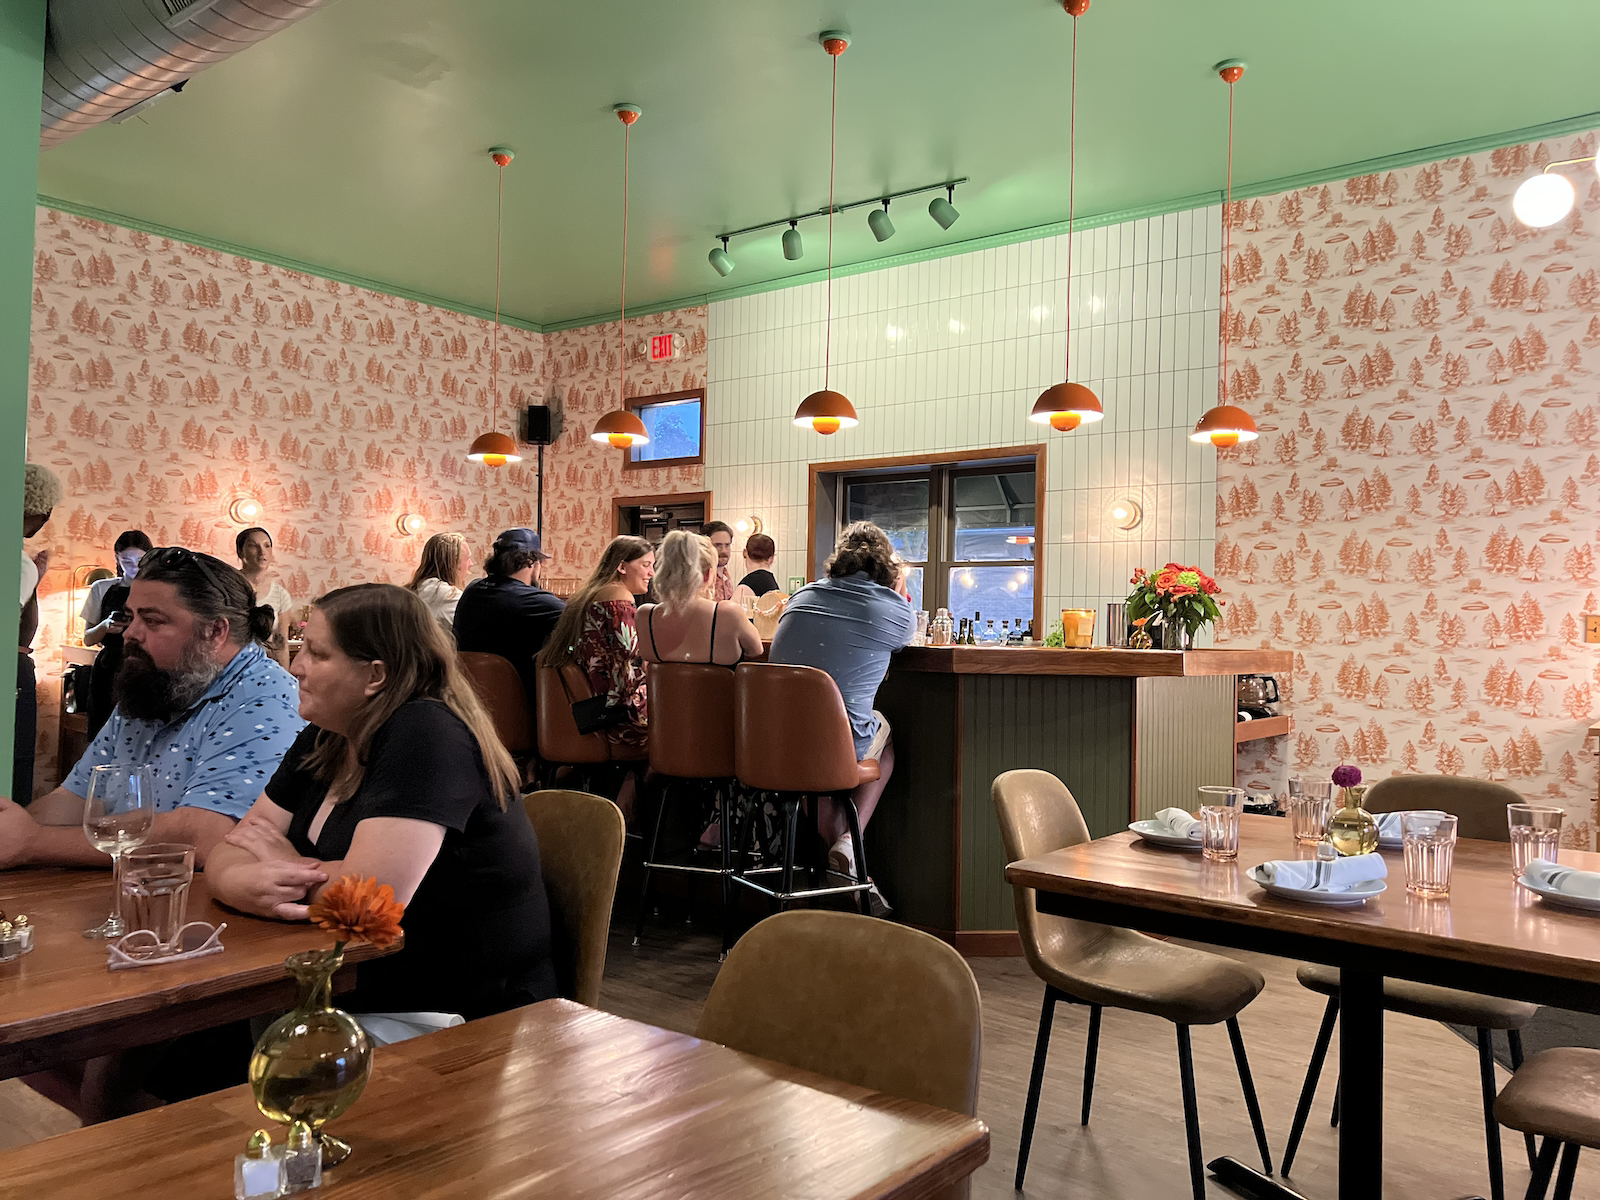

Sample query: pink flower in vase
[1331,764,1362,789]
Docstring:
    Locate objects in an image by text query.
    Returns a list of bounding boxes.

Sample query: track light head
[782,220,804,261]
[929,185,960,230]
[867,200,895,242]
[708,236,735,276]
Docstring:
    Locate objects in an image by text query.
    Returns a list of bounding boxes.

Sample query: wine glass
[81,763,157,938]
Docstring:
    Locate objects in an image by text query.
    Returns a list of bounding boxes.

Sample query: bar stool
[1495,1047,1600,1200]
[991,769,1273,1200]
[534,663,647,796]
[458,651,536,784]
[634,662,739,957]
[1281,774,1538,1200]
[730,662,875,916]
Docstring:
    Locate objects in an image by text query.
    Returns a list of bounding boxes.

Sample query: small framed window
[624,388,705,470]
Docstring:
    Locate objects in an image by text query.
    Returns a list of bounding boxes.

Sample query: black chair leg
[1081,1004,1102,1126]
[632,778,673,947]
[1525,1137,1561,1200]
[1553,1142,1582,1200]
[1176,1025,1206,1200]
[777,797,801,910]
[1015,986,1060,1190]
[718,784,735,961]
[1477,1027,1507,1200]
[841,794,871,915]
[1509,1029,1538,1171]
[1226,1016,1273,1175]
[1330,1076,1341,1128]
[1282,995,1339,1177]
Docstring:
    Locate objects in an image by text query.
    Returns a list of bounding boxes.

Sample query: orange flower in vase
[308,875,405,952]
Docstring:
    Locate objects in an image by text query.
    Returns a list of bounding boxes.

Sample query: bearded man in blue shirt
[0,547,303,868]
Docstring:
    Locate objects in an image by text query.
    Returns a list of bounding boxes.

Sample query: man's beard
[115,638,224,723]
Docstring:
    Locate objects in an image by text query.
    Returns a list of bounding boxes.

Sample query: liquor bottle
[982,619,999,644]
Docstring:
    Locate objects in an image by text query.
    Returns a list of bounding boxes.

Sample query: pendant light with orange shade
[1190,61,1259,449]
[794,32,858,436]
[1029,0,1103,434]
[591,104,653,450]
[466,148,524,466]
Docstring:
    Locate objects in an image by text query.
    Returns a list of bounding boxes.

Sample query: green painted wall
[0,1,45,797]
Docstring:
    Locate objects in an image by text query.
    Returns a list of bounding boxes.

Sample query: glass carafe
[1327,784,1378,856]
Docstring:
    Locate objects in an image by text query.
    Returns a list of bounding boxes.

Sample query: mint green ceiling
[34,0,1600,328]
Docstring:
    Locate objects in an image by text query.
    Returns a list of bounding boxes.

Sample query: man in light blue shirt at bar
[0,547,302,869]
[769,521,914,913]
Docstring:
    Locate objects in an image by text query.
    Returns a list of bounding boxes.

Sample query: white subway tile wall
[706,206,1225,638]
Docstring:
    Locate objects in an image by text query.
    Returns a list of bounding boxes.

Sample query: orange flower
[307,875,405,950]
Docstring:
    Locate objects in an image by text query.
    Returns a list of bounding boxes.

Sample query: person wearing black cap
[453,528,566,702]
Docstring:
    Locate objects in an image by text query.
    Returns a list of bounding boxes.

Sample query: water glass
[1402,812,1458,897]
[1288,794,1334,845]
[121,843,195,947]
[1198,786,1246,861]
[1508,804,1564,878]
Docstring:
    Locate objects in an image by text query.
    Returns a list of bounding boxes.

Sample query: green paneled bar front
[870,646,1291,953]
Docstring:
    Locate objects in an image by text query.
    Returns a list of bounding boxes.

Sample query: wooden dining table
[1006,814,1600,1200]
[0,998,991,1199]
[0,867,389,1079]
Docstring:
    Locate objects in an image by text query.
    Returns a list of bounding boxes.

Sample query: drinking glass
[1198,786,1245,862]
[121,843,195,948]
[1508,804,1564,879]
[1402,812,1458,897]
[81,763,157,938]
[1288,794,1334,845]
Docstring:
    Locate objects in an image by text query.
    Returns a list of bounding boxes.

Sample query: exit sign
[649,333,679,361]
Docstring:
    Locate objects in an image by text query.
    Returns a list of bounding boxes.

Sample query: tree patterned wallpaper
[1221,136,1600,845]
[24,206,703,792]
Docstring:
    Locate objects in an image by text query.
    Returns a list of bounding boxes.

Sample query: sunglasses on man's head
[142,546,233,597]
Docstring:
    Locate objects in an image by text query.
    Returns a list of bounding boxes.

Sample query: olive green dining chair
[522,789,625,1008]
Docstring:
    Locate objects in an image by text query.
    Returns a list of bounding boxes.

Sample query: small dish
[1248,865,1387,906]
[1516,875,1600,914]
[1129,820,1202,850]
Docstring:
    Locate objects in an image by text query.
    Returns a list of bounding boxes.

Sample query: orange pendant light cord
[619,115,631,411]
[1063,4,1079,381]
[491,155,505,438]
[824,50,838,392]
[1221,67,1236,405]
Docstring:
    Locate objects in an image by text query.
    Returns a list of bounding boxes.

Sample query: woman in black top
[81,529,152,738]
[207,583,557,1019]
[733,532,780,600]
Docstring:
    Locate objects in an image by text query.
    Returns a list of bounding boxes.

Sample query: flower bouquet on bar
[1125,564,1222,650]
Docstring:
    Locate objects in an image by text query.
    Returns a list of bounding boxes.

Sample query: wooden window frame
[611,490,713,535]
[620,388,706,472]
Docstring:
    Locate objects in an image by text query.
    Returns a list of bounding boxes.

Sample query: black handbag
[570,692,628,735]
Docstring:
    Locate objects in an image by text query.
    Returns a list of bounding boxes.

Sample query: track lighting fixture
[928,184,960,230]
[867,199,894,242]
[782,221,804,261]
[708,236,735,276]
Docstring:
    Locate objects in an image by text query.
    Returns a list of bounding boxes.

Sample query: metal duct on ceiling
[41,0,328,148]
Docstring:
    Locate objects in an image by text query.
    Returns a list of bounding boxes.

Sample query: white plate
[1128,820,1202,850]
[1517,876,1600,913]
[1248,865,1387,906]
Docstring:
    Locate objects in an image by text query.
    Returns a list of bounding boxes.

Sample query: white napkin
[1521,858,1600,899]
[1150,807,1202,840]
[1257,853,1388,892]
[1374,809,1451,842]
[356,1011,465,1047]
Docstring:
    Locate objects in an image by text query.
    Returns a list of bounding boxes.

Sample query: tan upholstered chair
[696,909,982,1199]
[992,769,1271,1200]
[1284,774,1539,1194]
[1496,1047,1600,1199]
[522,789,625,1008]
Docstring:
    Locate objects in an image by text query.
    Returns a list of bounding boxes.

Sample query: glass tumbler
[1198,786,1246,862]
[1402,812,1458,897]
[1508,804,1565,878]
[121,843,196,947]
[1289,794,1334,845]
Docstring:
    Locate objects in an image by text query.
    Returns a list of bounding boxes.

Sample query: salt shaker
[234,1129,284,1200]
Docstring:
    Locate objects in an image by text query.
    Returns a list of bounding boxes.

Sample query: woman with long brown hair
[208,583,557,1020]
[406,532,472,629]
[537,535,655,752]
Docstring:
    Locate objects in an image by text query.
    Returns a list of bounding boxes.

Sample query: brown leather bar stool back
[729,663,877,917]
[1364,773,1521,841]
[458,652,534,758]
[992,769,1271,1200]
[1495,1047,1600,1200]
[734,662,870,794]
[535,663,647,767]
[648,663,736,779]
[636,664,740,956]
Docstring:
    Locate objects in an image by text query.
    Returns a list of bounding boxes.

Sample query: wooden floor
[1,918,1592,1198]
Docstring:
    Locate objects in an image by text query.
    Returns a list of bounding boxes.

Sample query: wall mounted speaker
[525,405,554,445]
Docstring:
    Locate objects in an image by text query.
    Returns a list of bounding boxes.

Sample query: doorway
[613,491,711,548]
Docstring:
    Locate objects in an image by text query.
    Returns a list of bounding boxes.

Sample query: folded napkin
[1150,807,1201,840]
[357,1011,465,1047]
[1521,858,1600,899]
[1373,809,1451,842]
[1257,853,1388,892]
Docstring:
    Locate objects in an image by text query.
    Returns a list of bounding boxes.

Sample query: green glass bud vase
[248,947,371,1167]
[1327,785,1378,857]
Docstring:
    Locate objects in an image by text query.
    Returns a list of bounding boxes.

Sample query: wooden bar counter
[870,645,1291,954]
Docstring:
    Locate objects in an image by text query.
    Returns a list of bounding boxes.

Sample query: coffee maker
[1237,674,1280,720]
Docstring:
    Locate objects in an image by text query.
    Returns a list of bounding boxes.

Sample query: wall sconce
[395,512,426,537]
[1005,535,1036,545]
[734,516,765,535]
[228,496,262,524]
[1109,498,1142,530]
